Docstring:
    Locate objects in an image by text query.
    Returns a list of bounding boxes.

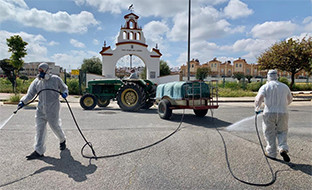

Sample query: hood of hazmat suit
[267,69,278,81]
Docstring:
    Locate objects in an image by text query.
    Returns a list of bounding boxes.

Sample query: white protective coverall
[21,65,68,155]
[255,70,293,158]
[128,71,138,79]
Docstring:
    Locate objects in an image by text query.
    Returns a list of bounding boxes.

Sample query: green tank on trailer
[156,81,219,119]
[80,78,157,111]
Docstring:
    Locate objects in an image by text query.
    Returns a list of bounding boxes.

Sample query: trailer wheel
[117,82,145,111]
[80,94,97,110]
[158,99,172,119]
[97,99,110,107]
[193,109,208,117]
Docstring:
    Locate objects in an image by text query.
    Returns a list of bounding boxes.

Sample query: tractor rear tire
[158,99,172,119]
[117,82,145,111]
[80,94,97,110]
[193,109,208,117]
[97,99,110,107]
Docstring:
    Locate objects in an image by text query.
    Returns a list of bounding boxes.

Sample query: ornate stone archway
[100,13,162,80]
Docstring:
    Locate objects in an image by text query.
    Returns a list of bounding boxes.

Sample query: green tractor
[80,78,157,111]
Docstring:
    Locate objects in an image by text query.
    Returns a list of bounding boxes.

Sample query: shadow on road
[170,113,231,129]
[37,148,97,182]
[0,149,97,188]
[82,107,158,115]
[269,158,312,176]
[289,163,312,176]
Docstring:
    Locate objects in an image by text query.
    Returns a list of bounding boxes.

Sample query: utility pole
[187,0,191,81]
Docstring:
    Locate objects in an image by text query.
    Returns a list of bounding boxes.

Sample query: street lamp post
[187,0,191,81]
[130,54,133,68]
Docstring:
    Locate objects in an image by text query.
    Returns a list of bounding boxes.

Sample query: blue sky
[0,0,311,71]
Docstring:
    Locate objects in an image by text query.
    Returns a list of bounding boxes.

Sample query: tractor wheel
[158,99,172,119]
[193,109,208,117]
[80,94,97,110]
[97,99,110,107]
[141,99,155,109]
[117,82,145,111]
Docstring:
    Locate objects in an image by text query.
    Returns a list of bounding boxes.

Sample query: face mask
[38,71,50,80]
[39,71,46,79]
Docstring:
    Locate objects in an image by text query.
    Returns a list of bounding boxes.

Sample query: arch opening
[115,54,145,79]
[123,31,127,39]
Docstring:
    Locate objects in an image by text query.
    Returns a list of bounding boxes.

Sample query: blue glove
[18,101,24,109]
[255,110,263,115]
[61,92,68,99]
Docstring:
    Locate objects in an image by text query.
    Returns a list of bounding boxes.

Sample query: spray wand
[13,105,23,114]
[255,110,263,115]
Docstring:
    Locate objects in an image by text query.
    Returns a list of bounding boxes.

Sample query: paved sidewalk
[0,92,311,105]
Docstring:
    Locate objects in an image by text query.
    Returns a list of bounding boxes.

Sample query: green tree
[257,37,312,88]
[81,57,102,75]
[233,72,245,82]
[245,75,253,83]
[303,38,312,79]
[160,60,171,76]
[196,67,211,80]
[19,75,29,83]
[6,35,28,93]
[140,67,147,79]
[0,59,15,91]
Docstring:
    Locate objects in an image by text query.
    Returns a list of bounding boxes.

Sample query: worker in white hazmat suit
[18,63,68,160]
[128,69,138,79]
[255,69,293,162]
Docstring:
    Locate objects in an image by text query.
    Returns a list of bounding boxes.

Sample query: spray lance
[12,88,97,159]
[0,101,24,130]
[255,110,263,115]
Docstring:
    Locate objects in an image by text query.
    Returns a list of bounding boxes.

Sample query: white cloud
[51,50,100,70]
[74,0,185,17]
[74,0,227,18]
[0,0,98,33]
[303,16,312,24]
[223,0,253,19]
[0,30,48,62]
[48,41,59,46]
[70,39,86,48]
[251,21,297,40]
[175,37,279,66]
[176,40,220,65]
[231,38,277,61]
[0,0,17,22]
[303,16,312,33]
[93,39,99,45]
[143,20,169,51]
[6,0,28,8]
[168,6,243,42]
[289,33,312,41]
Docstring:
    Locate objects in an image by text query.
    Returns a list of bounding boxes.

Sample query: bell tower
[100,12,162,80]
[117,13,146,45]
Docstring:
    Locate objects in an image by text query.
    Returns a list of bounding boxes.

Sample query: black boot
[60,140,66,150]
[280,151,290,162]
[26,151,44,160]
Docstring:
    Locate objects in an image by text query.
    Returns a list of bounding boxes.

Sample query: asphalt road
[0,101,311,189]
